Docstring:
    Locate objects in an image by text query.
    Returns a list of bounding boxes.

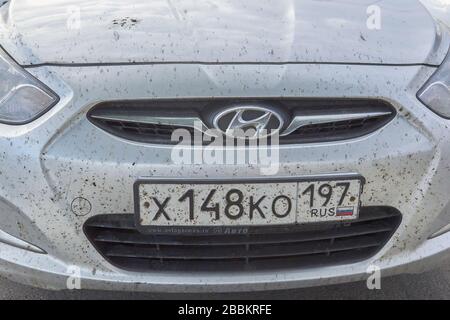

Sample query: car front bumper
[1,228,450,292]
[1,62,450,292]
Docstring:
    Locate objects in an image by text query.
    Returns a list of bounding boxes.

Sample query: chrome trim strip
[429,222,450,239]
[90,113,206,129]
[0,230,46,254]
[281,111,393,136]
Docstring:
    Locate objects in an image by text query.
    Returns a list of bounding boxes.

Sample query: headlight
[0,47,58,125]
[418,48,450,118]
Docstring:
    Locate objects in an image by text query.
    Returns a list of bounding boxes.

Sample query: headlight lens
[0,47,58,125]
[418,48,450,118]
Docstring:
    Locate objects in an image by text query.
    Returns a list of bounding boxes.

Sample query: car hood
[0,0,447,66]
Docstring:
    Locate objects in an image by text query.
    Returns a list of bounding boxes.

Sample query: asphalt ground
[1,264,449,299]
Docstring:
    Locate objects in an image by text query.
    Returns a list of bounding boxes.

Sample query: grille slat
[108,249,378,272]
[85,219,136,230]
[92,221,394,246]
[103,233,384,260]
[84,206,401,272]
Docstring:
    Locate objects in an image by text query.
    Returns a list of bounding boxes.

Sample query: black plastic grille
[87,98,396,145]
[280,116,389,144]
[101,120,194,144]
[84,206,401,272]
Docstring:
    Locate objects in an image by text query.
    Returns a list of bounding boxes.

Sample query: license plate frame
[133,173,365,233]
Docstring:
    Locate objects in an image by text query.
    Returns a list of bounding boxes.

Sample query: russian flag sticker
[336,206,355,217]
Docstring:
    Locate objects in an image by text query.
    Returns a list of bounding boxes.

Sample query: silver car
[0,0,449,292]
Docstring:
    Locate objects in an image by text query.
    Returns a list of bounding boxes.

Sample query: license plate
[134,176,363,227]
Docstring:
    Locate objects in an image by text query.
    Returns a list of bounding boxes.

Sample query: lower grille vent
[84,206,401,272]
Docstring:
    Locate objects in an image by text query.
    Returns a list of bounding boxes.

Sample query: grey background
[1,265,449,299]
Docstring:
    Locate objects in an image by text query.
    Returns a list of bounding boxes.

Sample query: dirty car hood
[0,0,446,66]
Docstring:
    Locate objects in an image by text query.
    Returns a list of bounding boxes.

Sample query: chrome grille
[281,116,388,144]
[87,98,396,145]
[84,206,401,272]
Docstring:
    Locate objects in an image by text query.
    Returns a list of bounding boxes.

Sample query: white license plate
[135,177,363,227]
